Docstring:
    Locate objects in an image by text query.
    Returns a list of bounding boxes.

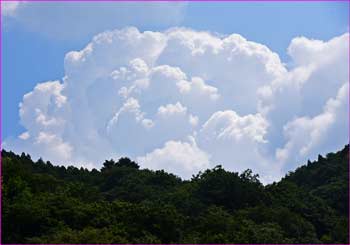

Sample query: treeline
[2,145,349,243]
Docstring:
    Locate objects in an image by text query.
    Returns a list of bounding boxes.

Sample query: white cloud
[137,137,210,179]
[195,110,278,182]
[276,82,349,172]
[200,111,268,144]
[19,81,68,136]
[157,102,187,117]
[257,33,349,157]
[6,27,349,182]
[158,28,287,115]
[18,131,30,140]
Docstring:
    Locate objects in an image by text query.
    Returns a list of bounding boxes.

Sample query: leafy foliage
[2,145,349,243]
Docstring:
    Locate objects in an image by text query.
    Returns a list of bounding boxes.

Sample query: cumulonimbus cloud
[5,27,349,183]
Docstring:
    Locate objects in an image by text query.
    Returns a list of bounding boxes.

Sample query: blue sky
[3,2,348,139]
[2,2,349,182]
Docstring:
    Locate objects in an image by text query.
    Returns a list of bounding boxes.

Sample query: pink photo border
[0,0,349,244]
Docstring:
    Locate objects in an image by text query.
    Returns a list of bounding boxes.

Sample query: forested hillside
[2,145,349,243]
